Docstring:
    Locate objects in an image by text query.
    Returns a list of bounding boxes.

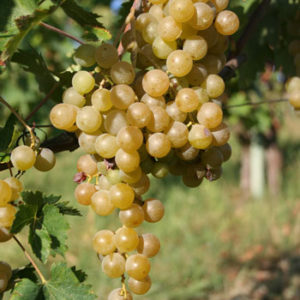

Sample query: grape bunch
[0,261,12,294]
[49,0,238,298]
[286,76,300,110]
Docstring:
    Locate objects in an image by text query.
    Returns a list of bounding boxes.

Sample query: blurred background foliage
[0,0,300,299]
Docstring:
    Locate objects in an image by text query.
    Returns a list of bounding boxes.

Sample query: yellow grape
[77,154,98,176]
[111,84,136,110]
[126,102,152,128]
[183,35,208,60]
[131,173,150,195]
[34,148,56,172]
[116,126,143,152]
[110,183,135,209]
[143,198,165,223]
[149,0,168,5]
[91,88,112,112]
[169,0,195,23]
[74,183,96,206]
[197,102,223,128]
[180,23,198,39]
[0,205,16,227]
[125,254,151,280]
[91,190,115,216]
[49,103,77,131]
[110,61,135,85]
[176,142,200,161]
[73,44,96,67]
[135,13,156,32]
[108,288,133,300]
[93,230,116,255]
[214,10,240,35]
[200,25,219,48]
[98,175,112,190]
[11,145,36,171]
[211,122,230,146]
[119,203,144,228]
[141,94,166,108]
[78,130,101,154]
[4,178,22,201]
[119,167,142,184]
[175,88,199,112]
[193,87,210,106]
[202,74,225,98]
[149,4,165,21]
[128,276,152,295]
[158,16,182,42]
[95,43,119,69]
[95,134,119,159]
[102,253,125,278]
[137,233,160,258]
[147,105,170,132]
[72,71,95,95]
[152,36,177,59]
[114,227,139,253]
[165,121,188,148]
[211,0,229,12]
[115,149,140,173]
[146,133,171,158]
[166,50,193,77]
[166,101,187,122]
[189,2,214,30]
[142,70,170,97]
[76,106,102,133]
[63,87,86,108]
[186,64,208,86]
[188,124,213,149]
[0,181,12,206]
[104,109,128,135]
[0,227,12,243]
[142,20,158,44]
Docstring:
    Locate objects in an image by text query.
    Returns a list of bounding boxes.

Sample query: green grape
[149,4,165,21]
[111,84,136,110]
[91,88,112,112]
[147,105,170,132]
[143,198,165,223]
[34,148,56,172]
[11,145,36,171]
[188,124,212,149]
[72,71,95,95]
[4,177,22,201]
[201,147,223,168]
[102,253,125,278]
[158,16,182,42]
[142,20,158,44]
[73,44,96,67]
[95,43,119,69]
[202,74,225,98]
[108,288,133,300]
[197,102,223,129]
[125,254,151,280]
[104,109,128,135]
[78,130,101,154]
[91,190,115,216]
[119,203,144,227]
[214,10,239,35]
[186,64,208,86]
[0,181,12,206]
[116,126,143,152]
[110,61,136,85]
[176,142,200,161]
[166,101,187,122]
[141,94,166,108]
[126,102,152,128]
[175,88,199,112]
[137,233,160,258]
[193,87,209,106]
[142,70,170,97]
[77,154,98,176]
[106,169,122,185]
[166,50,193,77]
[120,167,142,184]
[74,182,96,206]
[114,227,139,253]
[131,173,150,195]
[151,162,169,178]
[152,36,177,59]
[63,87,86,107]
[136,13,157,32]
[128,276,152,295]
[110,183,135,209]
[189,2,214,30]
[218,143,232,162]
[115,149,140,173]
[165,121,188,148]
[146,133,171,158]
[76,106,102,133]
[211,122,230,146]
[0,227,12,243]
[98,175,112,190]
[183,35,208,60]
[0,205,16,227]
[93,230,116,255]
[169,0,195,23]
[49,103,77,131]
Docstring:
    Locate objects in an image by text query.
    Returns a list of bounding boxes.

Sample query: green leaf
[61,0,111,41]
[0,114,17,152]
[10,278,41,300]
[117,0,132,28]
[70,266,87,283]
[11,265,38,283]
[43,263,96,300]
[55,201,81,216]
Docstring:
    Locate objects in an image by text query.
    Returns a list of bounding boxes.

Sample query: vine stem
[25,82,60,121]
[224,98,288,109]
[40,22,84,45]
[0,96,35,147]
[13,235,47,284]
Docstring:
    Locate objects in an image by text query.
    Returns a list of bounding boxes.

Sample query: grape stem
[224,98,288,109]
[219,54,247,81]
[40,22,84,45]
[25,82,60,121]
[120,274,127,298]
[13,235,47,284]
[0,96,36,148]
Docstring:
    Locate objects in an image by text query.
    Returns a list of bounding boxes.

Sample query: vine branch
[13,235,47,284]
[40,22,84,45]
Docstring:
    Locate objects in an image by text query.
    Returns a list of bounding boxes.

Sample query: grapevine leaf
[11,49,62,100]
[55,201,81,216]
[0,114,17,152]
[70,266,87,283]
[11,265,38,283]
[43,263,97,300]
[29,226,52,262]
[117,0,132,28]
[0,153,11,163]
[61,0,111,41]
[9,278,41,300]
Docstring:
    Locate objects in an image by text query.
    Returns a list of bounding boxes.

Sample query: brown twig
[25,83,60,121]
[219,54,247,81]
[40,22,84,45]
[224,98,288,109]
[13,235,47,284]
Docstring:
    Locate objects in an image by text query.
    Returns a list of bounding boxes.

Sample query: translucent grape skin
[108,288,133,300]
[34,148,56,172]
[105,109,128,135]
[202,74,225,98]
[126,102,152,128]
[4,177,22,202]
[169,0,195,23]
[143,198,165,223]
[119,203,144,228]
[183,35,208,60]
[189,2,214,30]
[0,205,16,227]
[91,190,115,216]
[50,103,77,131]
[197,102,223,129]
[211,122,230,146]
[0,227,12,243]
[152,36,177,59]
[165,121,188,148]
[73,44,96,67]
[95,134,119,159]
[131,173,150,195]
[78,130,101,154]
[158,16,182,42]
[147,105,170,132]
[91,88,112,112]
[11,145,36,171]
[116,126,143,152]
[214,10,240,35]
[137,233,160,258]
[142,69,170,97]
[110,183,135,209]
[146,133,171,158]
[74,182,96,206]
[111,84,136,110]
[110,61,136,85]
[125,254,151,280]
[93,230,116,255]
[63,87,86,108]
[115,149,140,173]
[77,154,98,176]
[102,253,126,278]
[95,43,119,69]
[128,276,152,295]
[167,50,193,77]
[72,71,95,95]
[0,180,12,206]
[76,106,102,133]
[188,124,213,149]
[114,227,139,253]
[0,262,12,293]
[175,88,199,113]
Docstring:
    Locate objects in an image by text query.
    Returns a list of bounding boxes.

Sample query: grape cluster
[50,0,238,298]
[286,77,300,110]
[0,261,12,294]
